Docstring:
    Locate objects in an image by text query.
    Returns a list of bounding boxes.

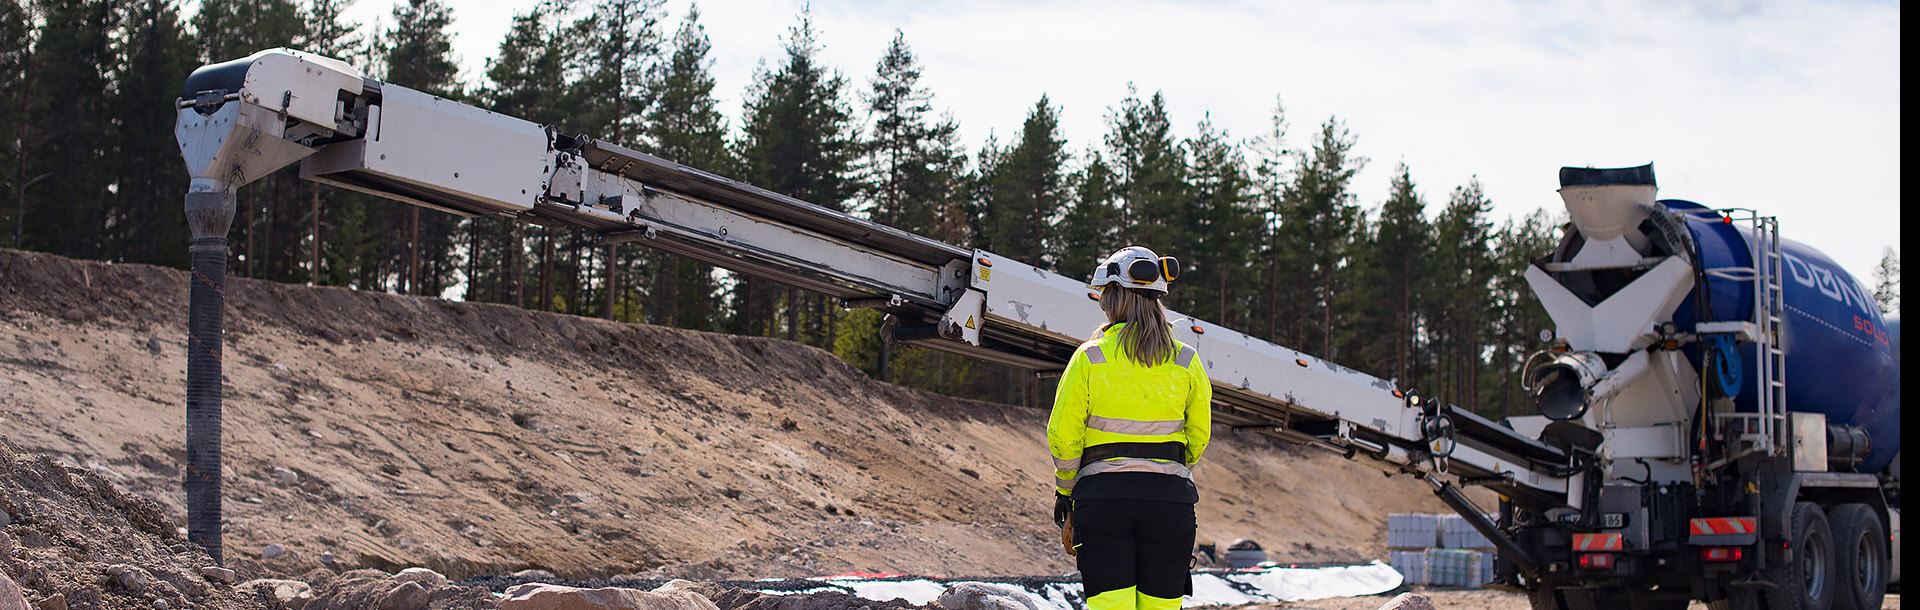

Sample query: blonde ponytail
[1098,284,1175,366]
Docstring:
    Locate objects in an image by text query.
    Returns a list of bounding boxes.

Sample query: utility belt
[1080,441,1187,464]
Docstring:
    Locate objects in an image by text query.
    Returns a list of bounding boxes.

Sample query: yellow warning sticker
[965,316,976,329]
[978,268,991,281]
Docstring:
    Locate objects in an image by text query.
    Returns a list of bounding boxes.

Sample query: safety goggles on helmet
[1088,246,1180,294]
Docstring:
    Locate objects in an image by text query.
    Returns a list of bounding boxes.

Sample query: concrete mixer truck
[170,49,1894,610]
[1507,165,1899,610]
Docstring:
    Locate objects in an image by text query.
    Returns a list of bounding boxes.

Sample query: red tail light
[1577,553,1616,570]
[1701,547,1744,562]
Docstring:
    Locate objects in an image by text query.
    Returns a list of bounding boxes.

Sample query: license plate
[1602,513,1628,528]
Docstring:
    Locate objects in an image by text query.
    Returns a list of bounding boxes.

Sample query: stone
[238,579,314,607]
[500,583,720,610]
[0,531,14,556]
[510,569,557,581]
[263,543,288,559]
[936,582,1042,610]
[151,600,170,610]
[34,594,65,610]
[106,565,149,593]
[0,572,27,610]
[1375,593,1435,610]
[271,468,300,486]
[320,551,338,565]
[391,567,448,590]
[199,566,238,584]
[377,581,431,610]
[0,507,10,527]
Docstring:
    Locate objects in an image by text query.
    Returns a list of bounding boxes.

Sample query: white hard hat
[1088,246,1180,294]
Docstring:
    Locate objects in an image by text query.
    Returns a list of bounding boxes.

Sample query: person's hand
[1053,492,1072,527]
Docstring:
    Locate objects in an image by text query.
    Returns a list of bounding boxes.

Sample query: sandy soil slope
[0,248,1453,580]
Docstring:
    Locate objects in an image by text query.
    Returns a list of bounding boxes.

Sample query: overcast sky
[343,0,1900,281]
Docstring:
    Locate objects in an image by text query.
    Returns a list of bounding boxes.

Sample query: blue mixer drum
[1665,199,1900,473]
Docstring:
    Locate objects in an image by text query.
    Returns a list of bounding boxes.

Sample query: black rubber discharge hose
[184,188,234,564]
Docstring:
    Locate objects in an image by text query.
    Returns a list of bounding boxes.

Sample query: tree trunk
[309,187,321,285]
[786,288,798,341]
[408,208,421,295]
[603,243,618,319]
[509,223,524,307]
[539,228,555,311]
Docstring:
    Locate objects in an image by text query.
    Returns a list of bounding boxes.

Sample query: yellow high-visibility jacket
[1048,322,1211,496]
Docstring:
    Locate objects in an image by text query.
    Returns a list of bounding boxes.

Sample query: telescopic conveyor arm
[177,48,1573,505]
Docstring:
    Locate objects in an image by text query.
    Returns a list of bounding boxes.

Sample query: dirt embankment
[0,248,1450,580]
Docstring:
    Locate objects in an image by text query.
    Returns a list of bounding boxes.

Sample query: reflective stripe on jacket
[1047,322,1211,496]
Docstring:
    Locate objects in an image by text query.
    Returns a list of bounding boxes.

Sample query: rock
[34,594,65,610]
[1375,593,1436,610]
[0,572,27,610]
[500,583,719,610]
[199,566,237,584]
[146,337,163,355]
[391,567,448,590]
[151,600,170,610]
[263,543,288,559]
[0,531,13,556]
[105,564,149,592]
[239,579,315,608]
[377,581,431,610]
[271,467,300,486]
[511,569,557,581]
[0,507,10,527]
[320,551,337,566]
[936,582,1041,610]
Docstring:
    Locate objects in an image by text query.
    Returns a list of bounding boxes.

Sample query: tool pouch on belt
[1060,513,1076,556]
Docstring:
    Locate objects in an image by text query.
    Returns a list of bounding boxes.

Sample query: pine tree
[19,0,114,259]
[1053,152,1121,275]
[1104,86,1186,251]
[1182,115,1258,325]
[1248,96,1295,343]
[1428,178,1496,409]
[1872,247,1899,315]
[1282,117,1364,358]
[735,8,857,343]
[978,96,1067,265]
[1368,163,1430,385]
[859,31,967,238]
[641,3,730,330]
[379,0,462,296]
[107,0,198,268]
[0,0,36,248]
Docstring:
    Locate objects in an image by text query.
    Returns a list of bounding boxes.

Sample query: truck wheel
[1760,502,1835,610]
[1828,503,1887,610]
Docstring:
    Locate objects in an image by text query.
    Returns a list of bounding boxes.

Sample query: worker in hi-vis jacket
[1050,245,1212,610]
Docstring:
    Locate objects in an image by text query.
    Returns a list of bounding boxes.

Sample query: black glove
[1053,493,1073,527]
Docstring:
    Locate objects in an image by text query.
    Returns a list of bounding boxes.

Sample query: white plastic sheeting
[758,561,1405,609]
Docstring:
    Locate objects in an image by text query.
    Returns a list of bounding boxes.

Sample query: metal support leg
[184,182,233,564]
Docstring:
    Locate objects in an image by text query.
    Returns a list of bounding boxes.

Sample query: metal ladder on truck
[171,47,1574,564]
[1697,210,1788,465]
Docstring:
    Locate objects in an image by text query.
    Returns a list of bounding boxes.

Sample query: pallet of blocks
[1383,512,1496,587]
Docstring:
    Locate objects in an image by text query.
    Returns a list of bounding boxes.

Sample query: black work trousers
[1073,498,1196,610]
